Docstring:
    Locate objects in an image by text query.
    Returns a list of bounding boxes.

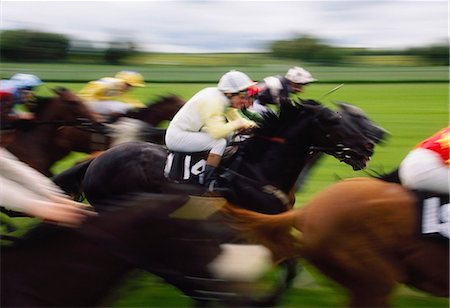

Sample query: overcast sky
[1,1,448,52]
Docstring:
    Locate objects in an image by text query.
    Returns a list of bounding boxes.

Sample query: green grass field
[3,59,449,307]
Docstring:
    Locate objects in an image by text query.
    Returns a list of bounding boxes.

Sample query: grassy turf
[4,57,446,307]
[41,80,449,307]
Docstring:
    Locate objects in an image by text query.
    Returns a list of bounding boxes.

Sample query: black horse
[1,194,285,307]
[55,99,385,215]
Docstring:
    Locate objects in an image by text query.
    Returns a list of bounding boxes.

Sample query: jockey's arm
[200,101,244,139]
[0,148,66,200]
[119,93,146,108]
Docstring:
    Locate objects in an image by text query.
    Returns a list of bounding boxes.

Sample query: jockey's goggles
[232,91,249,98]
[20,86,34,91]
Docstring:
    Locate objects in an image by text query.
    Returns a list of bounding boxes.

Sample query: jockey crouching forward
[399,126,449,194]
[165,70,258,191]
[0,73,43,129]
[249,66,316,117]
[79,71,146,121]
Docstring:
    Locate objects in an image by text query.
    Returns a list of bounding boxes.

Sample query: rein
[221,167,291,207]
[33,118,107,134]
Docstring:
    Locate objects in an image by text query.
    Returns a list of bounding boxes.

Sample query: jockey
[0,73,42,128]
[165,70,258,190]
[399,126,449,194]
[0,147,94,226]
[79,70,146,120]
[250,66,317,115]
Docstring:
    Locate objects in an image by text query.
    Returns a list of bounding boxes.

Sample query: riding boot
[204,165,219,191]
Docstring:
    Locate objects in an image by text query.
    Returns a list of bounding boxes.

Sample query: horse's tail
[220,203,302,263]
[52,158,94,201]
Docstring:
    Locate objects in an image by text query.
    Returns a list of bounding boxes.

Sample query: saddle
[164,146,240,196]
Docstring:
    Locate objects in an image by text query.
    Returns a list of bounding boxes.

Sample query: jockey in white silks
[78,70,146,120]
[0,147,94,226]
[399,126,450,194]
[165,70,258,189]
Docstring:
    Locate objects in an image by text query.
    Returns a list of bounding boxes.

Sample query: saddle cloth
[415,190,449,241]
[164,151,209,185]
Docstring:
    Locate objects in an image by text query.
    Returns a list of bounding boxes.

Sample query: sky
[1,1,448,53]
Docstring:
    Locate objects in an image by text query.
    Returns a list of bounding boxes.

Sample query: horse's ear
[333,101,367,116]
[52,87,69,96]
[300,99,322,111]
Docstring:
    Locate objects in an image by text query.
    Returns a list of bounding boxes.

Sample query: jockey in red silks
[399,126,449,194]
[0,74,42,128]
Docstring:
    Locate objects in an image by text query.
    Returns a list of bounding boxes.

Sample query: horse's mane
[370,168,400,183]
[125,95,184,122]
[240,100,324,161]
[27,96,53,116]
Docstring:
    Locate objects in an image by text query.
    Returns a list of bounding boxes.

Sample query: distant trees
[0,29,70,62]
[104,41,138,65]
[0,29,138,64]
[270,34,448,66]
[405,44,449,66]
[271,35,344,64]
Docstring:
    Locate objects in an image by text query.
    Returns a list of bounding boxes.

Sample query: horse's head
[294,100,383,170]
[32,87,101,125]
[334,101,388,144]
[130,95,185,126]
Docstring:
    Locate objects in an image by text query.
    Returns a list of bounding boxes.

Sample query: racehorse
[4,179,446,307]
[220,177,449,307]
[55,99,385,214]
[55,94,185,152]
[1,194,285,307]
[4,88,103,176]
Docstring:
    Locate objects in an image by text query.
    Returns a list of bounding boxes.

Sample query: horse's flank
[222,177,449,306]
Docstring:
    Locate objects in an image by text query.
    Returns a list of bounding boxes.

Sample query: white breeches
[399,148,449,194]
[88,100,133,115]
[165,125,227,156]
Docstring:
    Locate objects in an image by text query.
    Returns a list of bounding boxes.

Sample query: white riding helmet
[10,73,42,89]
[285,67,317,84]
[217,70,256,93]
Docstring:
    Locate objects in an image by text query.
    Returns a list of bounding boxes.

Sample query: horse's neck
[239,132,315,193]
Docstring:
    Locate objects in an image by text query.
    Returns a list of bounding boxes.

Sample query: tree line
[0,29,137,64]
[1,29,448,66]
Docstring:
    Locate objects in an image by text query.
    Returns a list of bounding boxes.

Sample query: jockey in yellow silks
[165,70,257,190]
[399,126,450,194]
[79,71,146,119]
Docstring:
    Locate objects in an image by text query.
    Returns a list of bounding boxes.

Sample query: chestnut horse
[55,95,185,152]
[4,88,103,176]
[221,177,449,307]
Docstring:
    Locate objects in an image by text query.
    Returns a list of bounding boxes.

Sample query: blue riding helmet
[10,74,42,90]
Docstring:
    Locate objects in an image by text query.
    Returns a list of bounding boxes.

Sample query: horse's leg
[304,235,398,307]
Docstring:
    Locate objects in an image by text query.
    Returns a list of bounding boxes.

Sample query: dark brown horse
[4,88,103,176]
[55,95,185,152]
[1,194,285,307]
[56,100,385,214]
[220,177,449,307]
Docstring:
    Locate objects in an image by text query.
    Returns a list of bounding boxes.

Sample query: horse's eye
[366,143,374,150]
